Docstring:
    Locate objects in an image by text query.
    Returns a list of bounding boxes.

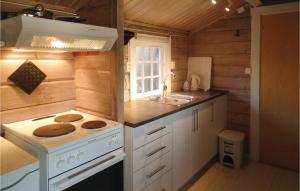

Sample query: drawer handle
[146,126,166,135]
[146,146,166,157]
[146,165,166,179]
[161,189,166,191]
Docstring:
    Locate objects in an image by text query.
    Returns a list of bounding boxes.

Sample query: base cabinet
[125,117,173,191]
[192,102,213,176]
[171,108,194,191]
[172,95,227,190]
[125,95,227,191]
[144,170,172,191]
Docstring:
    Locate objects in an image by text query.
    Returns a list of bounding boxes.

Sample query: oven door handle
[51,151,125,191]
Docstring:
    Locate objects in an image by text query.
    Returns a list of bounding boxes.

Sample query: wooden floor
[188,162,299,191]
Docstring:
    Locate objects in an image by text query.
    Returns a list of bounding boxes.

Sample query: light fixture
[225,0,232,12]
[211,0,217,4]
[12,49,67,53]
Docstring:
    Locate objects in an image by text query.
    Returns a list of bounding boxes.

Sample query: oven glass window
[65,162,123,191]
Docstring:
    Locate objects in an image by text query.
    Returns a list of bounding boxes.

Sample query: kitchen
[0,0,299,191]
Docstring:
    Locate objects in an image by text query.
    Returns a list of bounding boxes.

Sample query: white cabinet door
[192,102,214,175]
[172,108,194,191]
[196,95,228,169]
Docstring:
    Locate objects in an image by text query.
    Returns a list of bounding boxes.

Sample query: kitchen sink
[148,94,195,106]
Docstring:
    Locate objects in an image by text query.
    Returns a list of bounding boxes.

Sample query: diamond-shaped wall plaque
[8,60,47,94]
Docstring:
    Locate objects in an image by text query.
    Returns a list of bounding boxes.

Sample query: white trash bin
[218,130,245,169]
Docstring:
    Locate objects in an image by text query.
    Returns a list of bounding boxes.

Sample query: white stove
[3,110,124,191]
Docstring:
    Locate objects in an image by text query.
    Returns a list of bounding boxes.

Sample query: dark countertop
[124,90,228,127]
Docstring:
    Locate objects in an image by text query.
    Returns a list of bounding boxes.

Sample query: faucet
[162,71,176,98]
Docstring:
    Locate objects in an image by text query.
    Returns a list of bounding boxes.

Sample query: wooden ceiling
[2,0,297,33]
[124,0,247,32]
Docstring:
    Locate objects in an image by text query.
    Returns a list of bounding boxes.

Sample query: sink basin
[148,95,193,106]
[162,97,191,106]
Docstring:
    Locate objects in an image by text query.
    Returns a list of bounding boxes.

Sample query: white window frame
[129,34,171,100]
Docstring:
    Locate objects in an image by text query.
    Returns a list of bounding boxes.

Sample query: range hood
[1,15,118,51]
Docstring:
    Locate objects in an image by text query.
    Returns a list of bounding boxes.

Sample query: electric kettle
[190,74,201,91]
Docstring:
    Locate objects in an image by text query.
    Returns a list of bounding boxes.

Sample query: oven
[49,149,125,191]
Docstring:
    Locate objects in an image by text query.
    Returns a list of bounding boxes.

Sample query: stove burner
[81,120,107,129]
[33,124,76,137]
[54,114,83,123]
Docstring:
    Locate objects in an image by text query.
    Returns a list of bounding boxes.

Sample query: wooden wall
[0,0,124,124]
[0,52,76,124]
[171,36,188,91]
[188,12,251,151]
[74,52,117,119]
[74,0,124,121]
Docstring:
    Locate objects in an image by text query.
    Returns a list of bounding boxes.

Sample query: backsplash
[0,51,76,128]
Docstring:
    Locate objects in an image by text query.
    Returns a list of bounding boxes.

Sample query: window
[129,35,171,100]
[136,46,161,94]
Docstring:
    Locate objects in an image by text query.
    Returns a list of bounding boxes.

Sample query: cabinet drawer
[133,152,172,191]
[133,118,171,149]
[133,133,172,172]
[144,170,172,191]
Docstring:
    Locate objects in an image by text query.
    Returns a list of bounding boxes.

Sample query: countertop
[124,90,228,127]
[0,137,39,176]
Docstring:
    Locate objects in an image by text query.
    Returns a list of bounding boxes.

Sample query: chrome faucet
[162,71,176,98]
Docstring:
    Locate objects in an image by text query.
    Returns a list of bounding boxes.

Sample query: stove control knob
[76,152,84,160]
[56,160,65,169]
[67,155,76,164]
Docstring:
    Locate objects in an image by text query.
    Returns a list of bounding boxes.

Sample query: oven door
[49,148,125,191]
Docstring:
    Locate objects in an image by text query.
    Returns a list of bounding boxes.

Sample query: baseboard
[179,155,219,191]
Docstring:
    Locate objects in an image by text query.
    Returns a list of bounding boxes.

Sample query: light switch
[245,67,251,75]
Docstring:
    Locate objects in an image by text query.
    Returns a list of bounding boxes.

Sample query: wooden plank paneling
[1,81,75,111]
[0,60,74,85]
[76,88,112,117]
[74,53,111,71]
[0,51,74,60]
[171,36,188,91]
[75,69,111,94]
[203,16,251,32]
[1,100,75,123]
[0,51,76,125]
[212,76,250,90]
[189,12,251,151]
[189,41,251,55]
[74,51,115,119]
[124,0,245,31]
[74,51,116,119]
[74,0,122,121]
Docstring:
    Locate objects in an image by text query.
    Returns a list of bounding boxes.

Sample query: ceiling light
[211,0,217,4]
[225,0,232,12]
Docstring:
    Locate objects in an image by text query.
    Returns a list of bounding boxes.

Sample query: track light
[225,0,232,12]
[211,0,217,4]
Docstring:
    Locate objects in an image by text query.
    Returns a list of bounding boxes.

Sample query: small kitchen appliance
[190,74,201,91]
[3,110,124,191]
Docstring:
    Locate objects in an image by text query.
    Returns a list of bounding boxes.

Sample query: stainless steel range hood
[1,15,118,51]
